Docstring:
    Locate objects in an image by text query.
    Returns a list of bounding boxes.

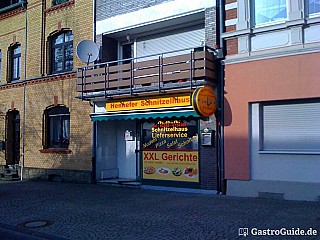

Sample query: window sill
[259,150,320,155]
[39,148,72,154]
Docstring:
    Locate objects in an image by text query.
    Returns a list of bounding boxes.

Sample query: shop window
[0,0,19,10]
[8,44,21,82]
[141,119,200,183]
[309,0,320,16]
[260,99,320,153]
[43,106,70,149]
[50,31,73,74]
[254,0,287,26]
[52,0,69,6]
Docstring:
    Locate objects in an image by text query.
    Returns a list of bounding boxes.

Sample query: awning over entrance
[91,110,198,121]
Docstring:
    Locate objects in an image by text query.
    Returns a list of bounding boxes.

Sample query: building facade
[0,0,93,182]
[76,0,221,190]
[222,0,320,201]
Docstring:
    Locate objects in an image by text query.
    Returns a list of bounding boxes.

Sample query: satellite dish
[76,40,99,65]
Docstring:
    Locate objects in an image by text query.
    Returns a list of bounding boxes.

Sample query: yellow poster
[142,150,199,182]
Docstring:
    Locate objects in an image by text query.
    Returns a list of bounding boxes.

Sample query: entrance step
[0,167,20,181]
[97,179,141,188]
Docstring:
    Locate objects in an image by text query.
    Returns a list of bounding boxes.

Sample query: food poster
[142,119,199,183]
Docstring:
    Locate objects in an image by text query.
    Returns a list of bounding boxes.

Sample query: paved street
[0,181,319,240]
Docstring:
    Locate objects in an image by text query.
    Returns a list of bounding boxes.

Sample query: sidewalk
[0,181,319,240]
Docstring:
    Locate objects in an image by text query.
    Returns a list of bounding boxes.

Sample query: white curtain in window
[255,0,287,25]
[62,118,70,143]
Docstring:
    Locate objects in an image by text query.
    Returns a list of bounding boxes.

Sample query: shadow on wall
[224,97,232,126]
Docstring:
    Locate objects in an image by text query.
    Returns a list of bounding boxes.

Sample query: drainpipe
[21,0,28,181]
[216,0,226,194]
[93,0,96,43]
[91,102,96,183]
[91,0,97,184]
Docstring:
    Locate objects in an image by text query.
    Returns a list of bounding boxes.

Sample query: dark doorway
[101,36,118,63]
[122,43,133,64]
[5,110,20,166]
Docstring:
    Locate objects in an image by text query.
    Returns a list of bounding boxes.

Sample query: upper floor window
[254,0,287,26]
[0,0,19,9]
[309,0,320,16]
[8,44,21,82]
[51,31,73,74]
[52,0,69,6]
[43,105,70,149]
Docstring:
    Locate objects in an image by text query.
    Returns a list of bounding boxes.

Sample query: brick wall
[96,0,173,21]
[226,8,237,20]
[205,7,217,49]
[0,0,94,182]
[199,117,218,190]
[226,38,238,55]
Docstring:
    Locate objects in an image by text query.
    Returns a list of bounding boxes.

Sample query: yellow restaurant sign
[106,94,191,112]
[192,86,217,117]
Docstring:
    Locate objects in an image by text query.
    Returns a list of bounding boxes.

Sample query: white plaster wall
[96,0,215,35]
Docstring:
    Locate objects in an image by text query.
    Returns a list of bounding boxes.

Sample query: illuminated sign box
[106,94,191,112]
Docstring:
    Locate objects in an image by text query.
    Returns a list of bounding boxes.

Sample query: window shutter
[136,26,205,59]
[262,101,320,151]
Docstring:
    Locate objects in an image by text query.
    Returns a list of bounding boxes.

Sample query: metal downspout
[21,0,28,181]
[91,0,97,183]
[216,0,226,194]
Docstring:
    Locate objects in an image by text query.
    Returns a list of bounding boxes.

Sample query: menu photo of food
[156,167,171,175]
[144,166,155,175]
[184,167,198,178]
[172,167,182,176]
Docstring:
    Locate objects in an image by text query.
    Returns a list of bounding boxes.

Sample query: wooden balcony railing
[77,46,216,100]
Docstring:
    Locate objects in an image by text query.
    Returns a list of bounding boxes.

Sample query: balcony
[77,46,216,100]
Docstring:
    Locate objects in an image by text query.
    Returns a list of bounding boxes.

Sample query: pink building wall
[224,52,320,180]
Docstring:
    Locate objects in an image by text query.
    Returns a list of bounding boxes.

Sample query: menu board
[142,120,199,182]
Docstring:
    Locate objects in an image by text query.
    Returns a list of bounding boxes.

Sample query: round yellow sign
[192,86,217,117]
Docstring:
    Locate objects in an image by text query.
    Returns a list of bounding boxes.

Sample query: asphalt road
[0,181,319,240]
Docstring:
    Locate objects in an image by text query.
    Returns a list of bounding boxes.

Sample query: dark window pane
[52,0,69,6]
[54,34,64,45]
[11,45,21,81]
[50,116,61,146]
[46,106,70,148]
[65,31,73,42]
[51,31,73,73]
[13,45,21,55]
[65,60,73,70]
